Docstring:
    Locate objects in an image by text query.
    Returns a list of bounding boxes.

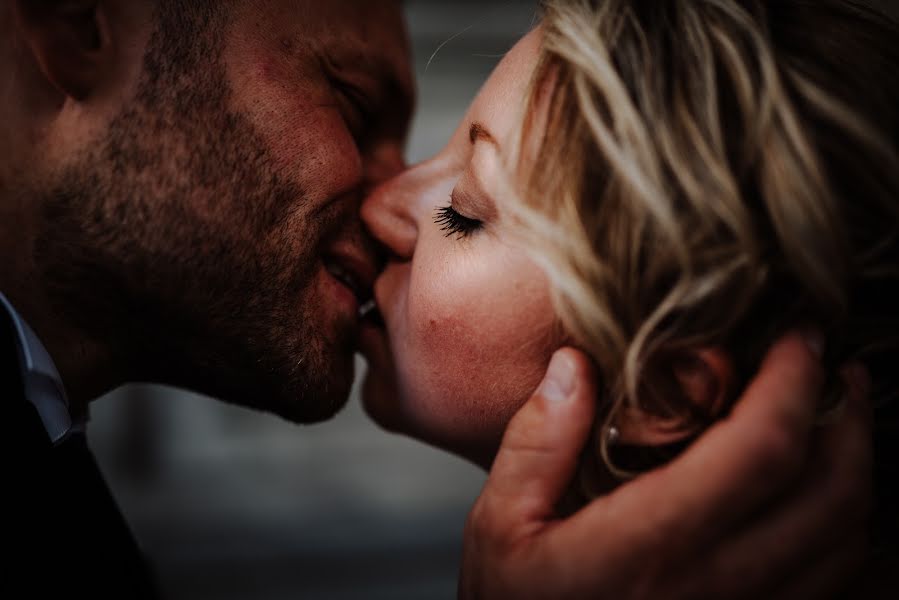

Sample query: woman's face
[359,29,560,467]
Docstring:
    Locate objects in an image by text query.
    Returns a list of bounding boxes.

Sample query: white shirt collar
[1,292,82,445]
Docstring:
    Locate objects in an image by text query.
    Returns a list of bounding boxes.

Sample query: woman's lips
[356,290,390,366]
[357,268,397,366]
[355,291,401,431]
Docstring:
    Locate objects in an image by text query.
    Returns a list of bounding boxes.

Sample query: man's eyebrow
[469,122,499,148]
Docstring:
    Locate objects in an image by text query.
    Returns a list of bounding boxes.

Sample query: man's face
[35,0,414,421]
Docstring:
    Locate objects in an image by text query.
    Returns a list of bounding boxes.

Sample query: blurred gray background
[89,2,539,599]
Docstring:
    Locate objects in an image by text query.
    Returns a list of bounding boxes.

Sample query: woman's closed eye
[434,202,483,239]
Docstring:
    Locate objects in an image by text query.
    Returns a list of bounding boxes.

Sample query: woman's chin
[361,373,500,469]
[360,368,406,433]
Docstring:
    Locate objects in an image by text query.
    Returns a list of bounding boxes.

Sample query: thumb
[480,348,597,532]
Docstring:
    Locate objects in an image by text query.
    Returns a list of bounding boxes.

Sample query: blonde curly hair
[508,0,899,518]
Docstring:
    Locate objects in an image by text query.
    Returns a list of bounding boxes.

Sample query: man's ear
[14,1,111,100]
[614,348,733,447]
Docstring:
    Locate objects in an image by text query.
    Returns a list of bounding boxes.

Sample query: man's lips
[322,243,379,309]
[358,298,385,326]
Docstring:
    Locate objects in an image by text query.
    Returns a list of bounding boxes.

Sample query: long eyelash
[434,205,482,239]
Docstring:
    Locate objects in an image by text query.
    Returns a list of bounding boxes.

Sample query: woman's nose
[361,169,419,261]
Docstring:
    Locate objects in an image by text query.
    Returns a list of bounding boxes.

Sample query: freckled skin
[361,30,559,468]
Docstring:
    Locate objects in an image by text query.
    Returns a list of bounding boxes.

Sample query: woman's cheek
[399,246,556,447]
[402,264,490,416]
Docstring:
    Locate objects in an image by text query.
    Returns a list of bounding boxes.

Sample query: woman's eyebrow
[469,122,499,148]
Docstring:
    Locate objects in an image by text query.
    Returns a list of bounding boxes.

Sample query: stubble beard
[31,10,356,423]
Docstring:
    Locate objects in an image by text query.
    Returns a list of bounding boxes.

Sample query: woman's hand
[459,332,873,599]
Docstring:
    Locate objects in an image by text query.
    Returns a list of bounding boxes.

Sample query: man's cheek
[261,108,363,196]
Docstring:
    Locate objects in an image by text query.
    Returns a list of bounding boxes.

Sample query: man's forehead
[231,0,413,95]
[235,0,407,48]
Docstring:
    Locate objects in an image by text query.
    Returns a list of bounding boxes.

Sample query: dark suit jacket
[2,305,158,598]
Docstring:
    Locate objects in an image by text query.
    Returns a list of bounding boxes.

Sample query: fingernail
[801,327,825,360]
[541,351,576,402]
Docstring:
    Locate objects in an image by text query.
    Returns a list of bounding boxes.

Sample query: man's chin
[210,369,352,424]
[263,357,356,424]
[236,311,359,423]
[191,337,357,425]
[273,387,352,424]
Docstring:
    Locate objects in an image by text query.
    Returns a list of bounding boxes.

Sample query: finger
[556,331,826,555]
[478,348,597,536]
[706,365,873,594]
